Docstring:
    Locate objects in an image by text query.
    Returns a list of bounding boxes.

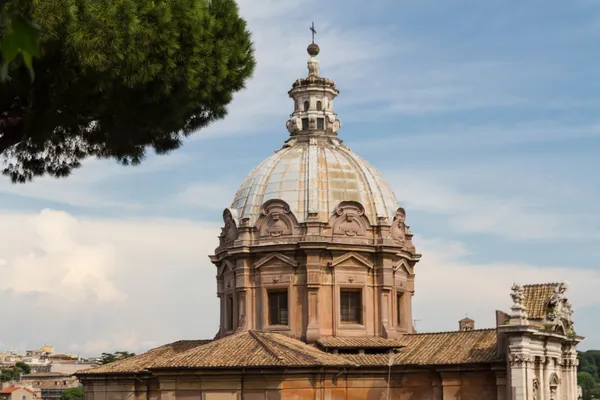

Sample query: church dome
[230,136,399,225]
[230,39,400,226]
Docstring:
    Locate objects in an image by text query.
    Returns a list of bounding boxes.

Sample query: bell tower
[210,26,421,343]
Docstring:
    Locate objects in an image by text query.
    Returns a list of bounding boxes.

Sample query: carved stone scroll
[331,202,368,237]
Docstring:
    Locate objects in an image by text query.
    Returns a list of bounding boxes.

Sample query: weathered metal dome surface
[230,137,399,225]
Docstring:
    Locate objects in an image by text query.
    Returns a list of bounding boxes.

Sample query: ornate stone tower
[210,35,421,343]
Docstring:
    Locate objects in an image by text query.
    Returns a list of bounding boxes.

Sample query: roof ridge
[407,328,496,336]
[523,282,560,287]
[248,331,285,363]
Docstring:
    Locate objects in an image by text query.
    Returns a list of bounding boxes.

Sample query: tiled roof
[22,372,69,378]
[316,336,405,349]
[343,329,500,366]
[78,329,501,375]
[0,387,35,395]
[523,283,557,319]
[77,340,210,375]
[152,331,353,369]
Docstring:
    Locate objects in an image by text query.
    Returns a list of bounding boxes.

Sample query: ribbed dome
[230,137,399,225]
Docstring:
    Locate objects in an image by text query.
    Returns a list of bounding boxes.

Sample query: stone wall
[82,369,502,400]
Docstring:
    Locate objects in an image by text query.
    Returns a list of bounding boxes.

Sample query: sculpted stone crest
[257,200,296,238]
[331,202,368,237]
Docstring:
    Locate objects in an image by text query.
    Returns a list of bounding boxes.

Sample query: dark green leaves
[0,0,254,183]
[0,2,41,81]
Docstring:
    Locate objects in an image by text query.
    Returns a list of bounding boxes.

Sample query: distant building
[0,386,37,400]
[20,373,79,400]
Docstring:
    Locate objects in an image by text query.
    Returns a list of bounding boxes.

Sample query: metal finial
[310,22,317,44]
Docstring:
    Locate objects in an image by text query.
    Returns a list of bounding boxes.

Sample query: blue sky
[0,0,599,355]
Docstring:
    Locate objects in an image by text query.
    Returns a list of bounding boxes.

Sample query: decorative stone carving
[511,283,525,306]
[549,373,560,400]
[257,200,296,238]
[508,353,535,365]
[544,282,574,335]
[286,116,302,134]
[219,209,238,248]
[391,208,406,242]
[331,202,368,237]
[532,378,539,400]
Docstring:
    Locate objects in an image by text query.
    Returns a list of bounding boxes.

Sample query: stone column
[305,251,321,342]
[508,353,531,400]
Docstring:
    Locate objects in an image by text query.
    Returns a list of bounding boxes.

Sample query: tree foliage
[0,361,31,382]
[0,0,255,182]
[578,350,600,400]
[60,387,83,400]
[99,351,136,365]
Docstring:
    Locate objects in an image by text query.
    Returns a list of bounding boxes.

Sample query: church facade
[77,38,583,400]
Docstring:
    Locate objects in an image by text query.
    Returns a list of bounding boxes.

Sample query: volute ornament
[331,202,368,237]
[257,200,296,238]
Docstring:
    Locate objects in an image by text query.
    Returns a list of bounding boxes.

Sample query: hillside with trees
[579,350,600,399]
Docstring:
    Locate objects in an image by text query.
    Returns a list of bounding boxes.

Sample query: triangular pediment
[393,259,412,275]
[549,373,561,386]
[217,260,236,277]
[254,252,299,269]
[331,252,373,269]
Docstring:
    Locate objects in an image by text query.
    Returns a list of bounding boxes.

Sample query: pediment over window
[254,252,299,269]
[217,260,236,277]
[331,252,373,269]
[393,259,413,275]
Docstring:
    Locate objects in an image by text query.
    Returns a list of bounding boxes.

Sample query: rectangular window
[302,118,309,130]
[226,295,234,331]
[340,289,362,324]
[397,293,403,326]
[317,118,324,129]
[268,290,289,326]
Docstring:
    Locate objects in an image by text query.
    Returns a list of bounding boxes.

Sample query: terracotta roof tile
[316,336,405,349]
[342,329,500,366]
[76,339,210,375]
[523,283,557,319]
[0,387,35,395]
[152,331,353,369]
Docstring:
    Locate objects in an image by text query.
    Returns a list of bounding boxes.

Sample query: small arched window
[304,101,309,111]
[316,101,322,111]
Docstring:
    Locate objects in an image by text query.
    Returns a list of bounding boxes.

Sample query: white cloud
[383,166,600,242]
[0,209,597,355]
[0,209,221,355]
[412,235,600,348]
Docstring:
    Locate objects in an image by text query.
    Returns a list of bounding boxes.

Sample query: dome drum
[215,198,417,255]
